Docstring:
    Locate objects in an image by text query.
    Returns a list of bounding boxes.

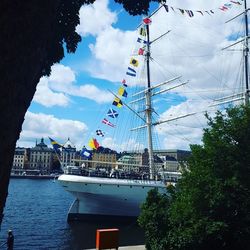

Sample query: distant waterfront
[10,174,58,179]
[0,178,144,249]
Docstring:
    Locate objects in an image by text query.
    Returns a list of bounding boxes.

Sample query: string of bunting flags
[50,0,243,160]
[81,17,152,157]
[85,75,129,154]
[162,0,243,17]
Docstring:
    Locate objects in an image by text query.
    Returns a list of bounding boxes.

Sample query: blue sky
[17,0,246,151]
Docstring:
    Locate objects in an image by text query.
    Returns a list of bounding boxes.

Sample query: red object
[219,6,228,11]
[93,138,99,149]
[102,118,115,127]
[122,79,128,87]
[96,228,119,250]
[138,48,144,55]
[143,17,152,24]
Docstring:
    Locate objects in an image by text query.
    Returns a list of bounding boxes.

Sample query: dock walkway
[88,245,145,249]
[119,245,145,249]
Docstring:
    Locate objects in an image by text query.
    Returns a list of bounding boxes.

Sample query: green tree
[0,0,163,226]
[138,188,172,250]
[138,105,250,250]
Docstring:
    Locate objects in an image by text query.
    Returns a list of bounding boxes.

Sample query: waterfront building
[163,156,179,172]
[156,149,191,172]
[154,149,191,162]
[29,138,53,173]
[12,147,28,169]
[122,149,189,173]
[92,150,117,169]
[61,138,77,169]
[116,154,140,172]
[117,149,163,174]
[153,154,164,174]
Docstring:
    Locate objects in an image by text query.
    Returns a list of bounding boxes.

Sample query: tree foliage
[138,105,250,250]
[115,0,164,15]
[138,188,171,250]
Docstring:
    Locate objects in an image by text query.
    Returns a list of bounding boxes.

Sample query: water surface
[0,178,144,249]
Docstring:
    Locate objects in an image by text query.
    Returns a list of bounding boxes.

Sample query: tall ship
[57,1,249,221]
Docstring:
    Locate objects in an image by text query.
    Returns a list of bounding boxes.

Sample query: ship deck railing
[64,167,181,183]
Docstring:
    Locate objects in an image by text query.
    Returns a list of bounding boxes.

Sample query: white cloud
[17,111,88,149]
[78,0,244,100]
[76,84,113,103]
[101,137,117,150]
[34,64,113,107]
[76,0,117,37]
[49,65,113,103]
[49,64,76,85]
[34,77,70,107]
[76,0,139,83]
[155,99,218,149]
[101,137,145,152]
[87,27,137,82]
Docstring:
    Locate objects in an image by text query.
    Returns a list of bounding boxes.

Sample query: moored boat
[58,174,166,220]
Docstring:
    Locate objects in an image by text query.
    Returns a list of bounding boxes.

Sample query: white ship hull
[58,174,167,221]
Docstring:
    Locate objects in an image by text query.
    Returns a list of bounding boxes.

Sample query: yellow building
[92,152,117,169]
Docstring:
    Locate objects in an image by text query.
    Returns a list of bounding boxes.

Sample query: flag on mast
[118,87,128,97]
[130,58,139,67]
[96,129,105,137]
[143,17,152,25]
[138,48,145,55]
[81,147,92,159]
[122,79,128,87]
[107,108,119,118]
[126,67,136,77]
[102,118,116,127]
[88,138,100,150]
[49,137,63,153]
[112,97,123,108]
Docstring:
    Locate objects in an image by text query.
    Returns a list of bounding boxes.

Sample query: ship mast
[145,22,155,180]
[243,0,249,104]
[216,1,249,106]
